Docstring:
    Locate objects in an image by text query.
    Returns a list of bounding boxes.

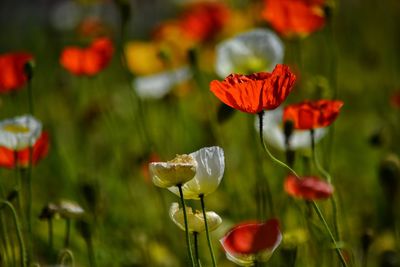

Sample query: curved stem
[258,112,299,178]
[58,249,75,267]
[177,185,196,267]
[200,195,217,267]
[0,201,27,267]
[310,130,341,239]
[311,202,348,267]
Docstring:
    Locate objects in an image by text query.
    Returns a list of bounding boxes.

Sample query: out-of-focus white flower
[168,146,225,199]
[0,115,42,150]
[169,202,222,233]
[150,154,197,188]
[133,67,191,99]
[58,200,85,219]
[215,28,284,78]
[255,108,327,150]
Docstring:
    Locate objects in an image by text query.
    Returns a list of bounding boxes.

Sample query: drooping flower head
[215,28,284,78]
[220,219,282,266]
[0,115,49,169]
[210,64,296,114]
[168,146,225,199]
[0,52,34,93]
[284,175,334,200]
[283,99,344,130]
[179,1,230,43]
[149,154,197,188]
[169,202,222,233]
[255,107,327,151]
[262,0,326,37]
[60,37,114,76]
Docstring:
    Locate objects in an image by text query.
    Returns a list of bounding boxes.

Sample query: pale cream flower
[169,202,222,233]
[150,154,197,188]
[0,115,42,150]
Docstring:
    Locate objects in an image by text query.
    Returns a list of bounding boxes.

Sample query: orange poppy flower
[284,174,333,200]
[210,64,296,114]
[179,2,230,42]
[283,99,343,129]
[220,219,282,264]
[0,132,50,169]
[60,37,114,76]
[0,52,33,93]
[262,0,325,37]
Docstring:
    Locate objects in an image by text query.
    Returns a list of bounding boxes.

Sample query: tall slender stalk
[64,218,71,248]
[177,184,196,267]
[258,112,347,267]
[0,201,27,267]
[199,195,217,267]
[193,232,201,267]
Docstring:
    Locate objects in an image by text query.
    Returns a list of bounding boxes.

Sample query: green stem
[64,219,71,248]
[199,195,217,267]
[311,202,348,267]
[310,130,340,239]
[48,218,53,251]
[27,78,34,116]
[58,249,75,267]
[0,201,27,267]
[177,185,196,267]
[258,112,299,177]
[87,236,97,267]
[26,146,33,265]
[193,232,201,267]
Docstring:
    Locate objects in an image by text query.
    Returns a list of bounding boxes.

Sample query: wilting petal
[210,64,296,114]
[215,29,284,78]
[134,67,192,99]
[168,146,225,199]
[220,219,282,265]
[262,0,326,37]
[283,100,344,130]
[150,154,197,188]
[255,107,326,150]
[0,52,33,93]
[284,175,334,200]
[169,202,222,233]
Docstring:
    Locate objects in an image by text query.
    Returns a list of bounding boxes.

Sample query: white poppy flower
[215,28,284,78]
[168,146,225,199]
[58,200,85,219]
[169,202,222,233]
[0,115,42,150]
[150,154,197,188]
[255,108,327,151]
[133,67,192,99]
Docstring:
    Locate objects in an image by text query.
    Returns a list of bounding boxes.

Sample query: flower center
[3,124,30,133]
[235,57,269,75]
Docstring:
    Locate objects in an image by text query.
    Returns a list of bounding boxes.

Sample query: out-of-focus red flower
[210,64,296,114]
[179,2,230,42]
[60,37,114,76]
[284,175,333,200]
[262,0,325,37]
[0,132,50,169]
[0,52,33,93]
[220,219,282,264]
[391,91,400,108]
[77,17,110,38]
[283,100,343,130]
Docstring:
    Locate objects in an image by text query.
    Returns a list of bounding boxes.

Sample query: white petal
[215,28,284,78]
[0,115,42,150]
[254,108,327,151]
[134,67,191,99]
[168,146,225,199]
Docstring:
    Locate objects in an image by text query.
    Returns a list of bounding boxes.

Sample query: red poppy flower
[391,91,400,108]
[220,219,282,265]
[283,100,343,130]
[284,175,333,200]
[210,64,296,114]
[0,52,33,93]
[0,132,50,169]
[60,37,114,76]
[179,2,230,42]
[262,0,325,37]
